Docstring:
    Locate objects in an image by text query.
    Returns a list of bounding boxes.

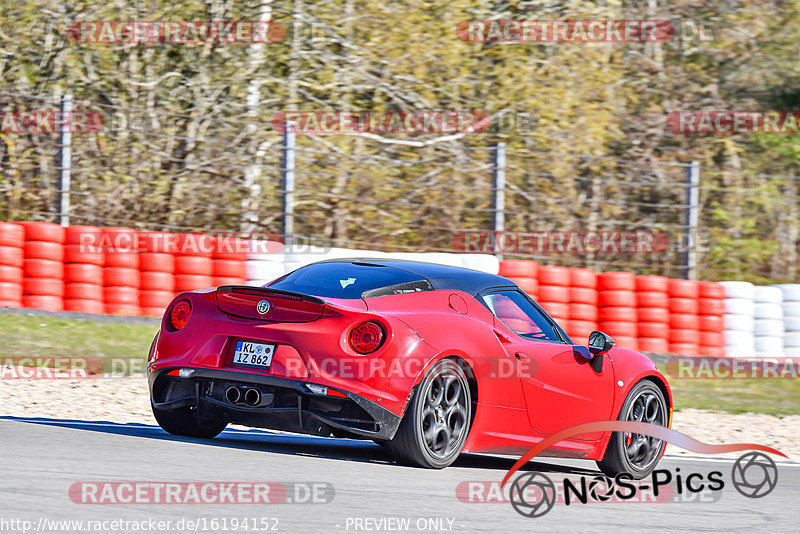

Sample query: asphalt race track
[1,418,797,533]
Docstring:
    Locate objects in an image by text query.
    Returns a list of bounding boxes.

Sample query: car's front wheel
[152,403,227,439]
[597,379,668,479]
[388,359,472,469]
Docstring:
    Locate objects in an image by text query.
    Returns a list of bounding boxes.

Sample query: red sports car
[148,259,671,476]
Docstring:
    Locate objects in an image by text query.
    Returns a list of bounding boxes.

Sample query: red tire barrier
[104,250,139,268]
[64,244,104,266]
[176,233,214,256]
[598,321,637,337]
[669,297,699,314]
[568,268,597,289]
[0,245,24,267]
[568,303,598,322]
[212,259,247,278]
[101,227,138,252]
[140,252,174,273]
[598,272,636,291]
[64,263,103,284]
[104,267,140,288]
[498,260,537,278]
[669,313,699,330]
[104,303,140,316]
[65,225,102,245]
[174,274,213,292]
[139,290,174,308]
[174,255,213,276]
[698,281,725,299]
[698,298,725,316]
[14,221,65,243]
[537,285,570,303]
[637,337,668,353]
[213,276,247,286]
[699,346,726,358]
[64,299,104,314]
[636,291,669,308]
[598,290,636,308]
[0,281,23,301]
[22,295,63,312]
[636,275,669,293]
[637,307,669,323]
[537,266,569,286]
[65,283,103,301]
[0,265,22,283]
[637,322,667,338]
[23,258,64,279]
[22,277,64,297]
[669,343,698,356]
[141,271,175,292]
[137,231,176,253]
[566,320,597,339]
[569,287,597,305]
[668,279,699,298]
[597,306,637,322]
[104,286,138,303]
[211,237,249,261]
[514,277,537,297]
[699,314,724,333]
[141,307,168,317]
[699,331,725,347]
[670,328,698,344]
[539,301,569,319]
[24,241,64,261]
[0,299,21,308]
[0,222,25,247]
[613,336,638,350]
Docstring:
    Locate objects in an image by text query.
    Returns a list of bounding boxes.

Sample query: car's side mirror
[587,331,615,373]
[588,331,615,354]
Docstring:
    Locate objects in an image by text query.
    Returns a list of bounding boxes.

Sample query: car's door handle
[515,352,529,360]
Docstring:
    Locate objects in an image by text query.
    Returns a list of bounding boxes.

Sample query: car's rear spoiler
[215,285,326,322]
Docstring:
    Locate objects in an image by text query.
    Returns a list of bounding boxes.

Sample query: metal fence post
[684,160,700,280]
[281,121,296,250]
[57,94,72,226]
[491,142,506,259]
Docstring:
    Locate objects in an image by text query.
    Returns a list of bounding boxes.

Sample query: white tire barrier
[784,346,800,358]
[774,284,800,301]
[754,302,783,320]
[783,332,800,347]
[754,286,783,304]
[720,281,755,300]
[754,319,784,337]
[754,336,784,356]
[723,313,754,332]
[724,298,754,317]
[460,254,500,274]
[245,259,286,282]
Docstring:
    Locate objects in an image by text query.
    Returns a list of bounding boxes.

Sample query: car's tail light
[169,299,192,330]
[349,321,384,354]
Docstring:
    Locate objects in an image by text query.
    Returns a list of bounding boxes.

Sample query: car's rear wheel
[597,380,667,479]
[388,359,472,468]
[151,403,227,439]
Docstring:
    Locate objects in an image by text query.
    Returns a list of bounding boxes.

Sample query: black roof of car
[315,258,517,295]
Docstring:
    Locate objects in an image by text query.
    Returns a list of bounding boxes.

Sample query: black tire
[388,359,472,469]
[597,380,668,479]
[151,403,227,439]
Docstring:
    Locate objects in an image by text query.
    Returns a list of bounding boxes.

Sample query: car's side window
[482,290,562,342]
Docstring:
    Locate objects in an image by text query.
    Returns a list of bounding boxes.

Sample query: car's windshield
[482,290,562,342]
[268,261,432,299]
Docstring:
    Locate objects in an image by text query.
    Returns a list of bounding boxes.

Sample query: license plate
[232,341,275,370]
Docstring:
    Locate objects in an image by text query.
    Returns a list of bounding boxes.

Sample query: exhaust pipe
[225,386,241,405]
[244,388,261,407]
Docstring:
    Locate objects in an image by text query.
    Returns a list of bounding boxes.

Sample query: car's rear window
[267,262,432,299]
